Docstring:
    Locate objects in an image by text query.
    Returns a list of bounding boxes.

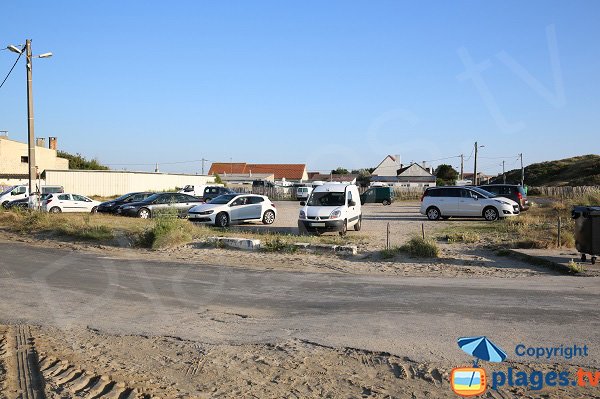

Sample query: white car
[298,183,362,236]
[420,186,520,221]
[41,193,101,213]
[188,194,277,227]
[295,186,313,200]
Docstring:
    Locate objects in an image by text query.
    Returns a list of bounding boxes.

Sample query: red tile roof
[208,163,307,180]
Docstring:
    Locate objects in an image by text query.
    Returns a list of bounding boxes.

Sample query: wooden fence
[528,186,600,199]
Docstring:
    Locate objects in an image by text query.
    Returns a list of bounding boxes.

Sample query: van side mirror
[349,200,356,207]
[300,201,306,206]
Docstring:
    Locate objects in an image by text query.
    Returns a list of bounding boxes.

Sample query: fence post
[421,223,425,240]
[557,217,561,248]
[386,222,390,249]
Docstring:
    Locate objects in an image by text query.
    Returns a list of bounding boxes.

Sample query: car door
[346,190,359,224]
[246,196,264,220]
[175,194,198,216]
[228,196,251,220]
[458,189,483,217]
[437,188,460,215]
[56,194,74,212]
[152,194,175,216]
[72,194,92,212]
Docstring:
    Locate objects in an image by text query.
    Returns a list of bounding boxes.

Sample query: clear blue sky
[1,1,599,175]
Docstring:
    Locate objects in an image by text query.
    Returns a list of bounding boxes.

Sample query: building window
[20,156,28,163]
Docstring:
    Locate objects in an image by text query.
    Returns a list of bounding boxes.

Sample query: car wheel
[297,221,308,235]
[262,210,276,225]
[581,253,587,262]
[215,212,229,227]
[1,201,8,208]
[91,206,98,213]
[354,215,362,231]
[138,208,151,219]
[50,206,61,213]
[426,207,441,221]
[339,219,348,236]
[382,199,391,206]
[483,207,499,221]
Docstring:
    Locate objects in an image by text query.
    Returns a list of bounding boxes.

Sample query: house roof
[397,162,434,176]
[208,163,306,180]
[373,155,397,170]
[308,173,358,182]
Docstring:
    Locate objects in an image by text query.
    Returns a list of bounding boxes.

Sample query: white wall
[44,170,215,196]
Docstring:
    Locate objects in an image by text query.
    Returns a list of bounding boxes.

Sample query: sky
[1,1,599,175]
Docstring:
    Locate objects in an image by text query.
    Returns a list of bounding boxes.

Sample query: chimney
[36,138,46,147]
[395,154,401,167]
[49,137,57,150]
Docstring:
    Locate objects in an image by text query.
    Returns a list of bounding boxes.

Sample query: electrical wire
[0,51,23,90]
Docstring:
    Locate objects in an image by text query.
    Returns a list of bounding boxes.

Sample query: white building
[43,169,215,197]
[372,155,401,177]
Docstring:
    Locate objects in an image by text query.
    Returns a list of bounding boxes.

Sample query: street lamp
[6,40,52,208]
[473,142,485,185]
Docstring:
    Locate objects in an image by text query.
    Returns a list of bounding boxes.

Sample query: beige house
[0,136,68,185]
[372,155,402,177]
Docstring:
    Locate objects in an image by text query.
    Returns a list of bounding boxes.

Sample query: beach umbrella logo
[451,336,507,397]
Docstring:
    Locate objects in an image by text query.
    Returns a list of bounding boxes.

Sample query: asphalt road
[1,241,599,367]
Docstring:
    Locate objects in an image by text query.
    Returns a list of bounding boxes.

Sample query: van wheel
[339,220,348,236]
[297,221,308,235]
[262,210,275,225]
[354,215,362,231]
[483,207,499,221]
[50,206,61,213]
[426,207,441,220]
[215,212,229,227]
[382,199,391,206]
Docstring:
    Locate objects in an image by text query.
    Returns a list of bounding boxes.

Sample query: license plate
[311,223,326,227]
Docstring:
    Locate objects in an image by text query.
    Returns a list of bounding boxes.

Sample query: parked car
[252,180,275,188]
[116,192,203,218]
[0,184,64,207]
[361,186,393,205]
[97,192,154,214]
[178,184,223,198]
[477,184,529,211]
[295,186,313,201]
[420,186,520,221]
[203,186,237,202]
[298,183,362,236]
[41,193,101,213]
[188,194,277,227]
[3,194,52,210]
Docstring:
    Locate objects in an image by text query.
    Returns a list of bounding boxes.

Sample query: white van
[178,184,223,198]
[295,186,313,200]
[0,184,64,207]
[298,183,362,235]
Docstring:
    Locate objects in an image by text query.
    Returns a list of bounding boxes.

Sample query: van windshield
[307,192,346,206]
[0,186,16,196]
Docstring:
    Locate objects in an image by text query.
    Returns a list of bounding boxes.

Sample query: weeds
[399,237,439,258]
[262,237,297,253]
[443,231,480,244]
[567,259,584,274]
[380,247,401,259]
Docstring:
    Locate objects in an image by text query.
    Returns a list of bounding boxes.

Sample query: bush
[262,237,297,253]
[380,247,400,259]
[399,237,439,258]
[567,260,584,274]
[141,211,195,249]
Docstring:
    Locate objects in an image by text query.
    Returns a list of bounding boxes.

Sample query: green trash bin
[572,206,600,264]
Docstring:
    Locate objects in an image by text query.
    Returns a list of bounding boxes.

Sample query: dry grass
[399,236,439,258]
[0,207,364,250]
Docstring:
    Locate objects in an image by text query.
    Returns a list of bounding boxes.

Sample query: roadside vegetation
[380,236,440,259]
[0,207,365,251]
[439,192,600,250]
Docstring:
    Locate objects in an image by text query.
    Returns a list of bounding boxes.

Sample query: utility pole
[473,142,478,185]
[460,154,464,181]
[502,160,506,184]
[25,40,37,205]
[519,153,524,186]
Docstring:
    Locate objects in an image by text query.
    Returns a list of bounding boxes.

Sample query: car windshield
[307,191,346,206]
[470,187,496,198]
[209,194,238,204]
[113,193,136,202]
[0,186,16,196]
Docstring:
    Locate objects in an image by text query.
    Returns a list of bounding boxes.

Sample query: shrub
[262,237,297,253]
[380,247,401,259]
[399,237,439,258]
[141,211,195,249]
[567,260,584,274]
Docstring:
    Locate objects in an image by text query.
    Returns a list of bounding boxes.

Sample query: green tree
[57,151,109,170]
[331,167,350,175]
[434,164,458,186]
[213,173,224,185]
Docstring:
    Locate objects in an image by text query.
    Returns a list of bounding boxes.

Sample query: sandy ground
[0,324,597,398]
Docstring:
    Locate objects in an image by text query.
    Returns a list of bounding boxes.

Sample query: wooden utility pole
[460,154,464,181]
[519,153,524,186]
[502,160,506,184]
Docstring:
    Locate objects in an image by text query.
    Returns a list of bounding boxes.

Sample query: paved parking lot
[231,200,433,248]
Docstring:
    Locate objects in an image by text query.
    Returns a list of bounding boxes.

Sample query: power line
[0,52,23,90]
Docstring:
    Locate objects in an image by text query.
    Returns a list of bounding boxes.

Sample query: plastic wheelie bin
[572,206,600,264]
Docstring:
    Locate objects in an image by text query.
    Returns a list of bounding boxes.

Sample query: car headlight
[299,210,306,219]
[201,210,214,215]
[330,209,342,219]
[494,200,510,206]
